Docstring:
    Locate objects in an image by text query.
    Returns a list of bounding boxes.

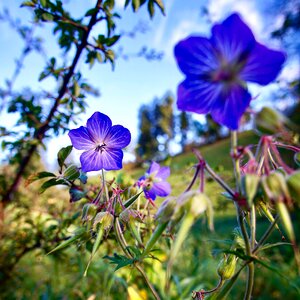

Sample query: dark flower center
[95,143,106,153]
[211,66,237,83]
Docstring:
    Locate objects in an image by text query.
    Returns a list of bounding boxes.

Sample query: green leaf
[154,0,165,15]
[104,253,135,271]
[57,145,73,169]
[41,12,54,21]
[64,164,80,181]
[84,226,104,276]
[132,0,140,12]
[123,192,143,208]
[40,0,47,8]
[39,178,68,193]
[25,171,56,187]
[148,0,155,18]
[70,186,86,202]
[124,0,130,8]
[85,8,98,17]
[47,227,86,255]
[106,35,121,46]
[20,1,36,8]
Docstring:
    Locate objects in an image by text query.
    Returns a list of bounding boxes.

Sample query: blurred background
[0,0,299,299]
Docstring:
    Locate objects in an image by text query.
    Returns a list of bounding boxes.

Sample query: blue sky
[0,0,298,167]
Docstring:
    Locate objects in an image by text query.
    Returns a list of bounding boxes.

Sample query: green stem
[253,215,279,254]
[165,212,195,294]
[231,130,254,300]
[141,221,168,259]
[244,262,255,300]
[204,163,235,198]
[231,131,241,193]
[250,205,256,250]
[113,218,161,300]
[101,169,109,202]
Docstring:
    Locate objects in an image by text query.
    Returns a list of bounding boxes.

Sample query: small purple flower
[68,112,131,172]
[138,162,171,201]
[174,13,286,130]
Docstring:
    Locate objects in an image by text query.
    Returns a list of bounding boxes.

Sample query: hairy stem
[114,218,161,300]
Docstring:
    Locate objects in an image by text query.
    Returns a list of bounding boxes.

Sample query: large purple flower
[68,112,131,172]
[174,13,286,129]
[138,162,171,201]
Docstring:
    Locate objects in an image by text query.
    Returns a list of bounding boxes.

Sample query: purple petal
[86,112,112,143]
[148,161,160,175]
[174,36,219,76]
[211,13,255,63]
[177,78,223,114]
[152,182,171,197]
[144,189,157,201]
[105,125,131,149]
[101,148,124,171]
[68,126,94,150]
[240,42,286,85]
[80,148,123,172]
[210,84,251,129]
[156,166,170,180]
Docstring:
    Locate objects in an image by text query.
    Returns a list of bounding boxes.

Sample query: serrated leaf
[39,178,68,193]
[25,171,56,187]
[104,253,135,271]
[57,145,73,169]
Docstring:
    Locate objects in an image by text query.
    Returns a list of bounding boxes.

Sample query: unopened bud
[119,209,140,223]
[185,192,209,218]
[93,212,113,232]
[82,203,97,222]
[217,254,237,280]
[255,107,285,135]
[155,197,177,223]
[63,164,80,181]
[276,201,295,243]
[241,174,260,206]
[262,172,291,203]
[287,171,300,204]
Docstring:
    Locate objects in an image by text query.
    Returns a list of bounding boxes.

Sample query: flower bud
[262,172,291,203]
[294,152,300,167]
[63,164,80,181]
[178,191,209,218]
[119,209,140,223]
[81,203,97,222]
[155,197,177,223]
[254,107,285,135]
[241,174,260,206]
[217,254,237,280]
[93,212,113,232]
[287,171,300,205]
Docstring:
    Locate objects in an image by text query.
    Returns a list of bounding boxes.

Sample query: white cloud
[115,0,125,10]
[208,0,265,39]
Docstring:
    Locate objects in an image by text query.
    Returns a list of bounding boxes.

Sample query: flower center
[95,143,106,153]
[211,66,237,83]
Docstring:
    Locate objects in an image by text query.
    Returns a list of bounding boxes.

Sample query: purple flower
[174,13,286,130]
[139,162,171,201]
[68,112,131,172]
